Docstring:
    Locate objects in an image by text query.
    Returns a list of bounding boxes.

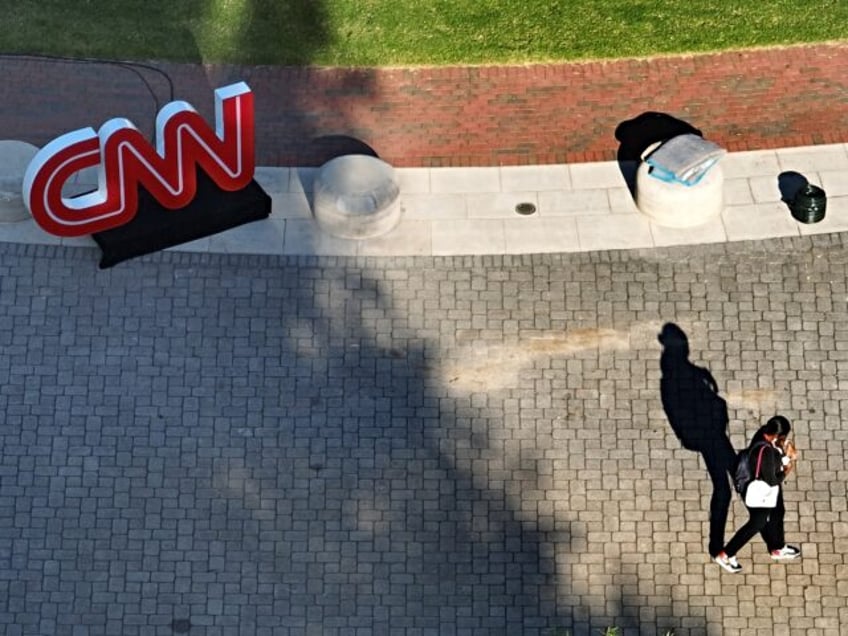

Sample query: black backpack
[733,442,768,495]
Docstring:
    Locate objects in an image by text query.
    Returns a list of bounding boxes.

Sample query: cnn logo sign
[23,82,255,237]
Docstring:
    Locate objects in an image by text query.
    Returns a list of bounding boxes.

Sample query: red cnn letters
[23,82,255,237]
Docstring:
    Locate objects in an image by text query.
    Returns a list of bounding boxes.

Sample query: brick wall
[1,43,847,167]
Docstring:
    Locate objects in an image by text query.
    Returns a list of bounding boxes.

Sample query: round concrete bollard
[635,143,724,228]
[0,140,39,223]
[313,154,401,239]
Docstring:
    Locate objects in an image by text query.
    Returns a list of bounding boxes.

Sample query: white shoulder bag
[744,444,780,508]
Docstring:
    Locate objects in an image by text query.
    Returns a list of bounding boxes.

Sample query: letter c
[23,128,132,237]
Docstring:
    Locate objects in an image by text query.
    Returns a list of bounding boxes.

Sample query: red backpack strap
[753,443,768,478]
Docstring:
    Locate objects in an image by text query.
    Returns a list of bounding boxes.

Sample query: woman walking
[714,415,801,573]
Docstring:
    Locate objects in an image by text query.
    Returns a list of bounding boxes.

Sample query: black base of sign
[92,170,272,268]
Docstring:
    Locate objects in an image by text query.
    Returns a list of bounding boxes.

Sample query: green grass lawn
[3,0,847,66]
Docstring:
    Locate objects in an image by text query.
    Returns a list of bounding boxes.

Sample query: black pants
[724,490,785,557]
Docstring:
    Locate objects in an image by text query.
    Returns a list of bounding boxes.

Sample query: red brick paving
[1,43,846,167]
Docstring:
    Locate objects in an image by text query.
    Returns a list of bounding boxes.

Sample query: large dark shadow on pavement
[125,259,575,634]
[203,260,703,634]
[658,322,737,557]
[0,243,713,634]
[268,265,567,632]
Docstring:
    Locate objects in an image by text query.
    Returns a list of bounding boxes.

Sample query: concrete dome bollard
[635,142,724,228]
[313,154,401,239]
[0,140,39,223]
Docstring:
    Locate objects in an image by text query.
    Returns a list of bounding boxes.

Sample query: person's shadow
[658,323,737,557]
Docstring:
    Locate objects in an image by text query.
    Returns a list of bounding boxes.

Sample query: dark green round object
[514,202,537,216]
[790,184,827,224]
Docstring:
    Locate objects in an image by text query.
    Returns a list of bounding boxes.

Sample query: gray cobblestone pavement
[0,236,847,635]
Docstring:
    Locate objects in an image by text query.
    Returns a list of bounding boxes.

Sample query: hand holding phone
[783,439,797,460]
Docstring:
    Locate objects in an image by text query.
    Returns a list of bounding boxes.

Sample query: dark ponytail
[765,415,791,436]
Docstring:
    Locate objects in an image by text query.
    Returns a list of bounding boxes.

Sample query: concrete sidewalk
[3,143,847,258]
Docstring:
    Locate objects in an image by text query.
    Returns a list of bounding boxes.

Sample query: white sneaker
[770,545,801,560]
[714,553,742,573]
